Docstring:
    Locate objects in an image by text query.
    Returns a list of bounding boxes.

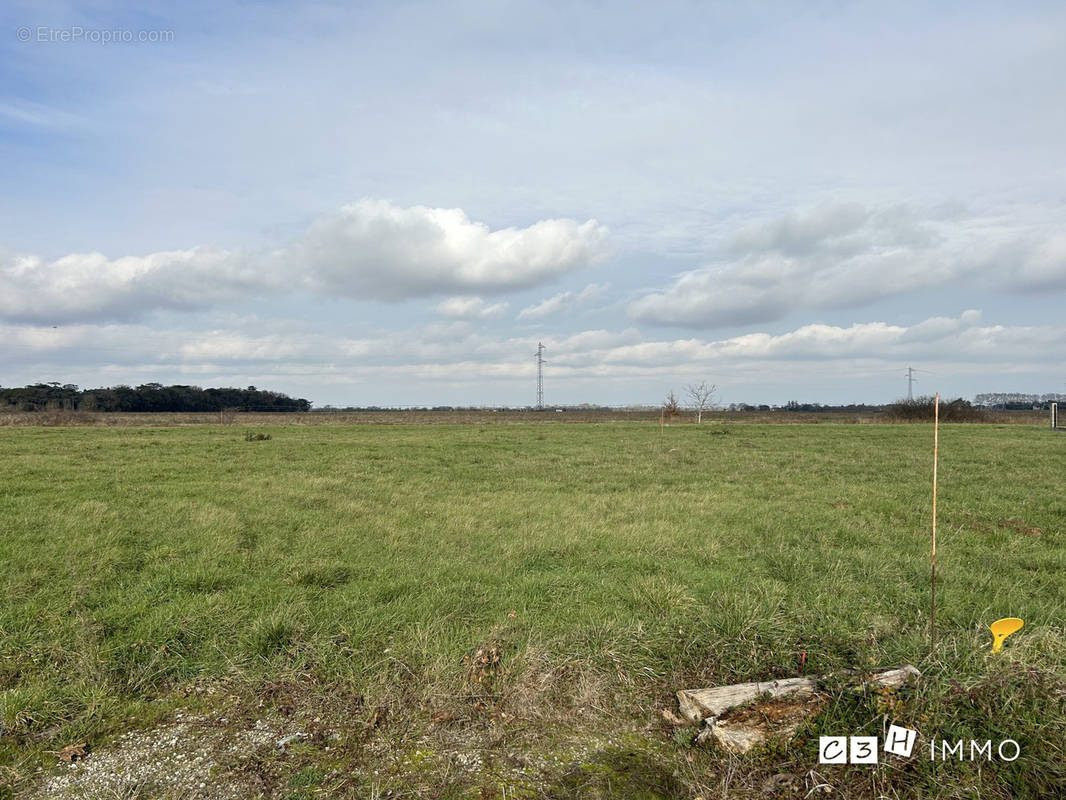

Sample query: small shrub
[663,391,681,419]
[883,396,991,423]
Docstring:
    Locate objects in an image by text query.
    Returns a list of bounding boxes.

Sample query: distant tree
[0,382,310,413]
[685,381,716,424]
[663,390,681,419]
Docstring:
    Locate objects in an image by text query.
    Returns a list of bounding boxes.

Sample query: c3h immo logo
[820,726,915,764]
[819,726,1019,765]
[819,735,880,764]
[884,724,917,757]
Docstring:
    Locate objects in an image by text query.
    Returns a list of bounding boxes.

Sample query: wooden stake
[931,392,939,655]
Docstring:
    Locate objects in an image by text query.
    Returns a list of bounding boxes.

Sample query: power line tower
[902,366,934,400]
[535,342,545,410]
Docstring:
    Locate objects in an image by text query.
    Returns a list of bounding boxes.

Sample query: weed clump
[252,619,296,658]
[295,566,352,589]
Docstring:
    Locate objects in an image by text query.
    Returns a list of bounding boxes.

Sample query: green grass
[1,422,1064,797]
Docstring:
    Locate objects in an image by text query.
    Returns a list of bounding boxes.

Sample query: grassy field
[1,421,1063,798]
[0,407,1047,427]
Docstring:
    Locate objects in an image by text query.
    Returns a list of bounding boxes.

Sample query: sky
[2,0,1065,408]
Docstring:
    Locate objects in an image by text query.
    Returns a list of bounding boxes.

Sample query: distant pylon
[536,342,545,409]
[907,366,917,400]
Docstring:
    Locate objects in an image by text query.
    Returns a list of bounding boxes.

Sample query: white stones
[26,713,310,800]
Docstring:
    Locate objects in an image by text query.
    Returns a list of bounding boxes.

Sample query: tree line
[0,383,311,412]
[973,393,1066,410]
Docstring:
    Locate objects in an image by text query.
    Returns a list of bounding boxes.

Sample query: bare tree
[685,381,716,424]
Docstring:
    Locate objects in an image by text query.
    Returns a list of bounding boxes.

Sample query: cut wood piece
[696,694,830,754]
[858,665,921,689]
[679,666,920,754]
[676,665,920,724]
[704,717,796,754]
[710,722,764,752]
[677,676,817,723]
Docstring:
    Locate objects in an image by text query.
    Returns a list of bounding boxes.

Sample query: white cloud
[292,200,608,301]
[7,310,1058,385]
[0,247,274,324]
[981,230,1066,292]
[178,332,331,362]
[628,204,1066,328]
[436,296,509,319]
[517,282,609,320]
[0,201,608,323]
[5,308,1065,407]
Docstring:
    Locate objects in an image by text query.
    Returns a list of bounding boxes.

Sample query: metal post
[535,343,545,410]
[930,393,939,655]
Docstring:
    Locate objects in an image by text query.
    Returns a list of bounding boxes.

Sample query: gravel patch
[22,713,299,800]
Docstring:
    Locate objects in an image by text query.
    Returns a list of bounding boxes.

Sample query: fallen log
[678,675,817,724]
[676,665,921,754]
[677,665,920,724]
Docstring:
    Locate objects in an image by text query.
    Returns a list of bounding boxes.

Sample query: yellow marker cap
[990,618,1024,653]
